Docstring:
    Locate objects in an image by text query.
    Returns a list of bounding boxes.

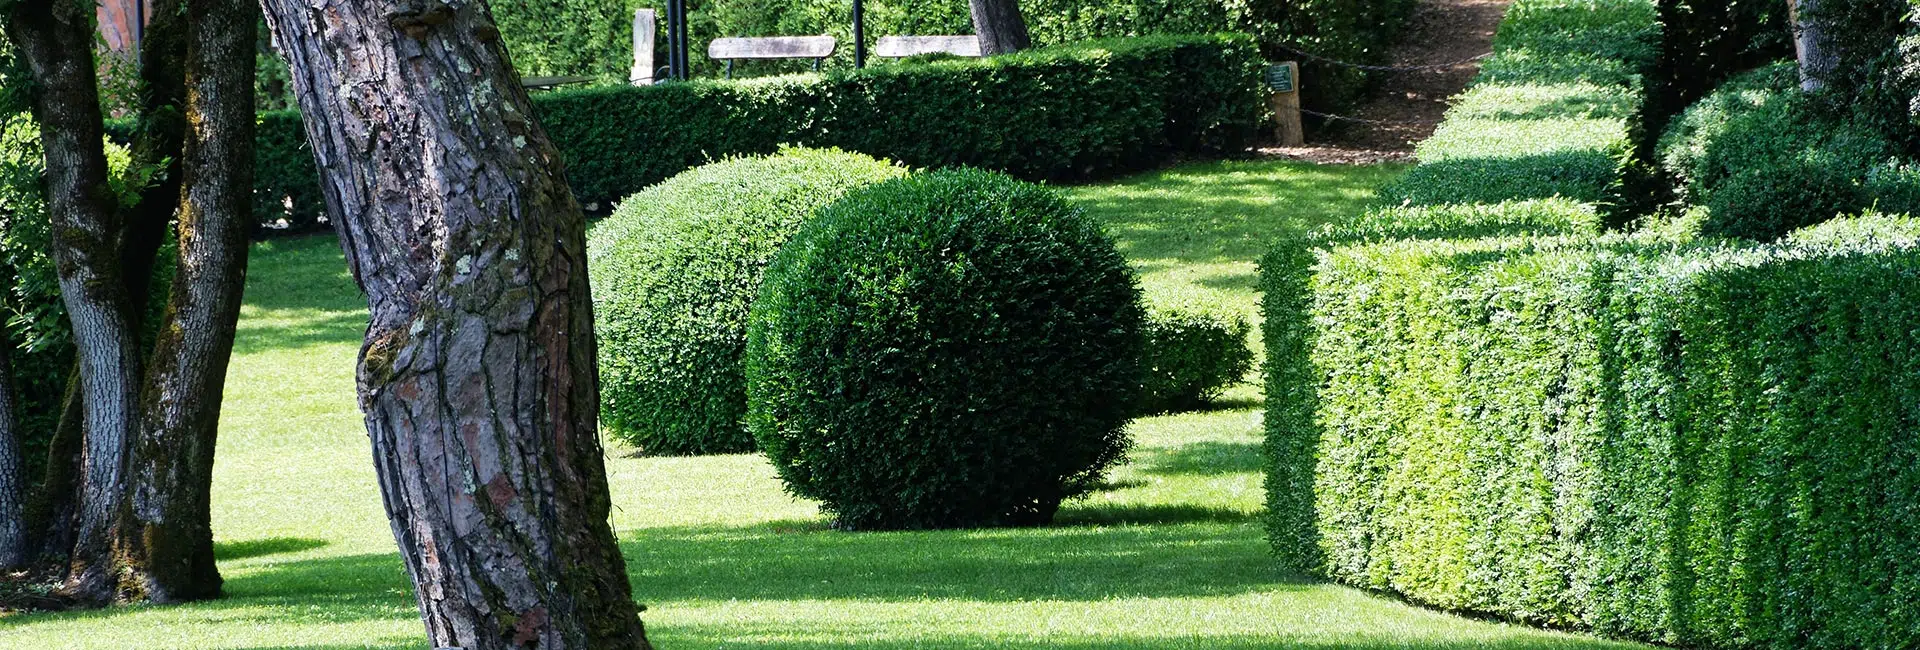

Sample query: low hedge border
[211,34,1264,234]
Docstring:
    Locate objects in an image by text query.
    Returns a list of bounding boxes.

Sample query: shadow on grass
[233,233,369,355]
[1053,503,1256,527]
[1,519,1288,631]
[1140,440,1266,476]
[216,537,330,561]
[1068,160,1406,269]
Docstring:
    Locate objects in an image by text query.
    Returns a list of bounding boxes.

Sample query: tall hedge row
[509,0,1409,115]
[240,34,1263,233]
[1264,217,1920,648]
[1379,0,1660,212]
[1263,1,1920,647]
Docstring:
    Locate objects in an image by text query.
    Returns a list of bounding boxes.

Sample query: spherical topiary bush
[746,169,1145,530]
[1137,301,1253,415]
[589,147,908,455]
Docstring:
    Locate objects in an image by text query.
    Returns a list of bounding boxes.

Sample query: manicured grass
[0,159,1645,649]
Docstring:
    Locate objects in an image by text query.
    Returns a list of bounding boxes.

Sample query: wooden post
[631,8,656,85]
[1267,61,1303,147]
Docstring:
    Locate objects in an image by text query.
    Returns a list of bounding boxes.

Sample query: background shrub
[589,148,906,456]
[746,169,1143,530]
[230,34,1264,233]
[1137,301,1252,415]
[1659,63,1903,240]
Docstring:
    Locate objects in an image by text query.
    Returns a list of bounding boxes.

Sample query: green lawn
[0,159,1645,649]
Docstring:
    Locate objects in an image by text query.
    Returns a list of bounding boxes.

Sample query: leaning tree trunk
[969,0,1032,55]
[258,2,653,648]
[119,0,257,604]
[1791,0,1839,90]
[3,0,148,606]
[0,341,24,570]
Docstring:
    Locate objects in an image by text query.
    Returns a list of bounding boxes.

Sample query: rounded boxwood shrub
[588,147,907,456]
[1658,63,1899,241]
[1138,301,1253,415]
[746,168,1145,530]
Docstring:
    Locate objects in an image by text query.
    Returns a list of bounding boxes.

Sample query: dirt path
[1262,0,1510,164]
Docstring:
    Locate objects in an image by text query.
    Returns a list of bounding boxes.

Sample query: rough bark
[0,340,24,570]
[3,0,148,606]
[968,0,1032,56]
[258,2,653,648]
[118,0,257,604]
[1791,0,1839,91]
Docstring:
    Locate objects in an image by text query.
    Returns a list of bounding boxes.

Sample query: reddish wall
[97,0,147,53]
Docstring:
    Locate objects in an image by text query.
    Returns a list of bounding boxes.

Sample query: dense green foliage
[492,0,634,80]
[0,115,69,469]
[1798,0,1915,136]
[1659,63,1907,240]
[614,0,1408,113]
[1643,0,1790,133]
[1265,215,1920,648]
[239,35,1263,232]
[1381,0,1660,212]
[746,170,1143,530]
[1137,301,1252,415]
[588,148,906,456]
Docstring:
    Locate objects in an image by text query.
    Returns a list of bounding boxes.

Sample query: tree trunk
[1791,0,1838,91]
[969,0,1032,56]
[3,1,148,606]
[24,377,84,566]
[0,340,24,570]
[257,2,653,648]
[118,0,257,604]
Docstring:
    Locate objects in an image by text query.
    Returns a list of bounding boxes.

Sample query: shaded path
[1264,0,1511,163]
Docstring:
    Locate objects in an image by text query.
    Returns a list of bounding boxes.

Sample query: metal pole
[667,0,687,80]
[852,0,866,68]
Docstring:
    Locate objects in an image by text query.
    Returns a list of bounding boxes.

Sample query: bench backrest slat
[873,35,982,58]
[708,36,837,60]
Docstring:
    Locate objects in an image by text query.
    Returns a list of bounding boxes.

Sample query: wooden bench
[873,35,982,59]
[708,36,837,78]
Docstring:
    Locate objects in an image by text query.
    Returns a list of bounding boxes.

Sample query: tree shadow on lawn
[0,519,1294,631]
[623,519,1296,603]
[215,536,331,561]
[1070,161,1405,268]
[1138,440,1267,476]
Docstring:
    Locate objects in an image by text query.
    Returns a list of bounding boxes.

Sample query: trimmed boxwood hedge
[1263,216,1920,648]
[1137,300,1252,415]
[588,148,907,456]
[746,169,1143,530]
[1379,0,1659,212]
[234,34,1263,234]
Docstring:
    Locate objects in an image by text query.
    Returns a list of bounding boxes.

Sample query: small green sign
[1265,63,1296,93]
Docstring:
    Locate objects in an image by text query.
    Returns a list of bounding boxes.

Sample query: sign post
[1267,62,1304,146]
